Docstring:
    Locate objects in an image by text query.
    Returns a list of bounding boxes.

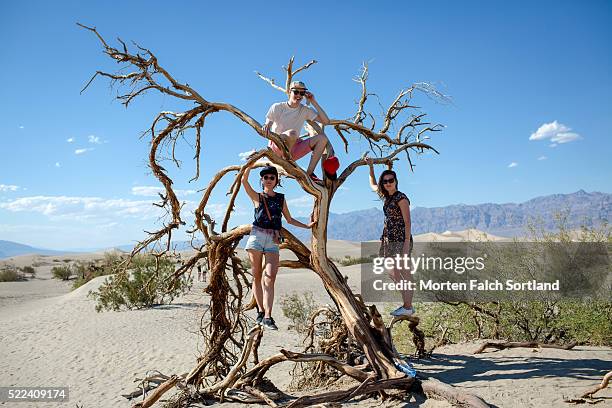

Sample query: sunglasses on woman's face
[292,89,306,96]
[263,175,277,181]
[382,177,395,184]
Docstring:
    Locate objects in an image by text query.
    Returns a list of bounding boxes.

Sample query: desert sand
[1,238,610,407]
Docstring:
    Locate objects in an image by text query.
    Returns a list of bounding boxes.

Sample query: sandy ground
[1,242,611,408]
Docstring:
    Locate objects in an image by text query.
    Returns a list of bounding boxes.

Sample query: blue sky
[1,0,610,249]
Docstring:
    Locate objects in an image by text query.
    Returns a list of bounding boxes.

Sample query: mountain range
[286,189,610,241]
[1,190,609,258]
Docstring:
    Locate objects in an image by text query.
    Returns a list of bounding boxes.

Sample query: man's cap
[259,165,278,178]
[289,81,308,90]
[322,156,340,181]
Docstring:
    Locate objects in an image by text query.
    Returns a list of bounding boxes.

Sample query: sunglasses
[263,175,277,181]
[291,89,306,96]
[382,177,395,184]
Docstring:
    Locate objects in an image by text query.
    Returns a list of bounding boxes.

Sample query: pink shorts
[268,138,313,160]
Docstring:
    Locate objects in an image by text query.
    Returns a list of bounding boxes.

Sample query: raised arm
[365,157,379,193]
[241,166,260,204]
[306,92,330,125]
[282,199,315,229]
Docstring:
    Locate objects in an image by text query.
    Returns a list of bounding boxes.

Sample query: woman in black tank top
[242,165,315,330]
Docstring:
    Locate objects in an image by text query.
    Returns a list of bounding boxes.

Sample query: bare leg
[398,268,414,308]
[281,129,299,153]
[262,252,280,318]
[248,250,264,312]
[390,266,414,309]
[306,133,330,175]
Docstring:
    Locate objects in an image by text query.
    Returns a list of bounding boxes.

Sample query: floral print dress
[379,190,413,257]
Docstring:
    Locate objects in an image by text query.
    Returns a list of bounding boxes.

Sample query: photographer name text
[372,279,560,292]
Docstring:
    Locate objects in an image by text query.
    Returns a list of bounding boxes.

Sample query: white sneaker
[390,306,416,317]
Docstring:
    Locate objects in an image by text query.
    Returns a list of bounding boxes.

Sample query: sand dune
[1,237,610,407]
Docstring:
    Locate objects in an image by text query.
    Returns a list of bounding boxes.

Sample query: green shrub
[0,265,26,282]
[89,254,193,312]
[280,291,319,333]
[20,266,36,277]
[390,217,612,353]
[52,265,73,280]
[332,255,375,266]
[72,252,127,289]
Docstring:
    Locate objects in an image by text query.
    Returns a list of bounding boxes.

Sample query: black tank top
[252,192,284,230]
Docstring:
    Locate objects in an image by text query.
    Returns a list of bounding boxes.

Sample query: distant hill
[0,240,68,259]
[2,190,609,258]
[287,190,611,241]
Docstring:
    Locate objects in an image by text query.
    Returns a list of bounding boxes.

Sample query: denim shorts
[245,226,280,254]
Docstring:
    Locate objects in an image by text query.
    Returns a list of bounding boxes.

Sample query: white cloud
[239,150,256,161]
[75,148,94,155]
[88,135,102,144]
[287,195,314,208]
[131,186,197,197]
[508,162,518,168]
[132,186,164,197]
[66,137,74,143]
[0,184,20,192]
[0,195,162,221]
[537,156,547,161]
[551,132,580,144]
[55,162,61,167]
[19,125,24,129]
[529,121,582,145]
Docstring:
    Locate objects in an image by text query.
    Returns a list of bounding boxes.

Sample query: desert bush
[332,255,375,266]
[390,299,611,355]
[20,266,36,277]
[0,265,26,282]
[72,252,127,289]
[280,291,319,333]
[89,254,193,312]
[52,265,73,280]
[390,216,612,353]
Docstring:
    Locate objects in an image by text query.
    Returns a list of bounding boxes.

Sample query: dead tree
[80,23,488,407]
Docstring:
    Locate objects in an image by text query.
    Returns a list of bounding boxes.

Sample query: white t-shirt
[265,102,318,134]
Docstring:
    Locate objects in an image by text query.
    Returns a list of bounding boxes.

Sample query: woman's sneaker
[261,317,278,330]
[256,311,264,325]
[390,306,416,317]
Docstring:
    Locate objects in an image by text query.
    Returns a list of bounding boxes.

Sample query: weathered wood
[580,370,611,398]
[131,375,179,408]
[285,377,413,408]
[474,340,577,354]
[420,378,489,408]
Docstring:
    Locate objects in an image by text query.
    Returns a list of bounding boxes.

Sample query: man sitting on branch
[263,80,339,184]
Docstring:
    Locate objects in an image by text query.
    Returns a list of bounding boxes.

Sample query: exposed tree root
[131,374,179,408]
[285,377,413,408]
[474,340,577,354]
[419,378,490,408]
[580,370,612,398]
[565,370,612,403]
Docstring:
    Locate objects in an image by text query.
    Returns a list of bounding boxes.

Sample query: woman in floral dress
[366,158,415,316]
